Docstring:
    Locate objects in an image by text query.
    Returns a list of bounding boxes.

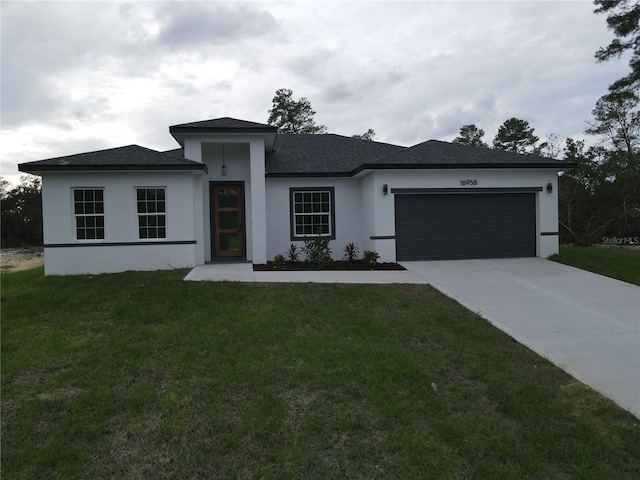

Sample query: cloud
[154,2,277,49]
[0,0,631,180]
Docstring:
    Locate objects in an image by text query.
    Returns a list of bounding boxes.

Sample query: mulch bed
[253,261,405,271]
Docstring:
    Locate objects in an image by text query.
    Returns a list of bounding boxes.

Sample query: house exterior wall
[367,168,560,261]
[265,168,559,264]
[37,157,560,274]
[265,177,363,261]
[40,171,201,275]
[185,134,266,263]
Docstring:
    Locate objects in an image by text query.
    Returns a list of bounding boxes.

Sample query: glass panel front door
[212,184,244,258]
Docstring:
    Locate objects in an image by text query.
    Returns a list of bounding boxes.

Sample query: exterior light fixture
[221,144,228,176]
[546,183,552,193]
[383,184,388,195]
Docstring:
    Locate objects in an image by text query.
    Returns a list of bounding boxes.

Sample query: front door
[211,184,244,258]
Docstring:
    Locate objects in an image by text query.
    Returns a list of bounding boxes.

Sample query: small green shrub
[273,254,285,269]
[362,250,380,264]
[286,243,301,263]
[343,242,359,263]
[303,230,332,265]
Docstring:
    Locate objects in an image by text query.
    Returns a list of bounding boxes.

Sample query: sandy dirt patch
[1,248,44,272]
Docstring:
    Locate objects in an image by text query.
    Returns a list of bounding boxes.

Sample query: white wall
[265,168,560,263]
[200,142,252,262]
[40,163,561,274]
[186,134,267,263]
[265,177,363,261]
[40,171,202,275]
[366,168,560,261]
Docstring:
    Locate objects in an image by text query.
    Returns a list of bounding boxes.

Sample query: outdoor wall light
[546,183,552,193]
[383,184,388,195]
[221,144,228,176]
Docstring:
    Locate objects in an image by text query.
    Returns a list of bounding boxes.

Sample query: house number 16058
[460,179,478,186]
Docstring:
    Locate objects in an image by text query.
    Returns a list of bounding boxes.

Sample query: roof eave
[266,161,577,178]
[169,127,278,153]
[352,162,577,175]
[18,164,208,174]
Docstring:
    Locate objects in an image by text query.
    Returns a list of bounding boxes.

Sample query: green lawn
[550,245,640,286]
[2,267,639,479]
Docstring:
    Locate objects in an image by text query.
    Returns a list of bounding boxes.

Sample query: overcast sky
[0,0,629,183]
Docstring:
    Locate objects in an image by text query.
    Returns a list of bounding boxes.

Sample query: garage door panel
[395,193,536,261]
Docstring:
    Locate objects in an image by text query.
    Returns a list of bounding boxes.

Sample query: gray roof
[18,145,207,173]
[170,117,276,131]
[18,118,575,176]
[266,134,405,175]
[265,135,573,176]
[169,117,277,151]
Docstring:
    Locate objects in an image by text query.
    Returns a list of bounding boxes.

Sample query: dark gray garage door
[395,193,536,261]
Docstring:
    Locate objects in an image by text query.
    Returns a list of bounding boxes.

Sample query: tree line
[1,176,43,248]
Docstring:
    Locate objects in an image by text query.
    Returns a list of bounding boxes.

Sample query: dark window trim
[370,235,396,240]
[390,187,543,194]
[44,240,196,248]
[289,187,336,241]
[136,187,167,239]
[73,187,105,240]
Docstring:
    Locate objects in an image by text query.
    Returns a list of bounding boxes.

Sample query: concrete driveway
[402,258,640,418]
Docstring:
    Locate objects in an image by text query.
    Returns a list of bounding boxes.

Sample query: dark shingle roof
[170,117,276,131]
[169,117,278,150]
[266,134,405,176]
[265,135,573,176]
[18,145,207,173]
[362,139,570,169]
[18,119,575,176]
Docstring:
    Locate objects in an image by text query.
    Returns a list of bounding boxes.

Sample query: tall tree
[267,88,327,134]
[558,140,610,244]
[536,133,563,159]
[594,0,640,92]
[492,118,540,154]
[585,90,639,164]
[452,124,488,147]
[352,128,376,141]
[1,176,43,247]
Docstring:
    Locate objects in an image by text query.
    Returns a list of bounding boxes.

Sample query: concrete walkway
[185,259,640,417]
[184,263,427,284]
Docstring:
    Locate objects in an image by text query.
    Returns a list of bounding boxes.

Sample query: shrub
[302,230,332,265]
[286,243,301,263]
[273,254,285,269]
[362,250,380,264]
[343,242,359,263]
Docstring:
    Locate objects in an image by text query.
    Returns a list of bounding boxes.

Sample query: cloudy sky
[0,0,629,183]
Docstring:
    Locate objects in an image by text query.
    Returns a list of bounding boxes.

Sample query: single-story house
[18,117,574,276]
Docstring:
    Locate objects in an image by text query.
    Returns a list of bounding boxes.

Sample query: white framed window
[136,188,166,239]
[290,187,335,240]
[73,188,105,240]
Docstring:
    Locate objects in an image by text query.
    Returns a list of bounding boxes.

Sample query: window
[74,188,105,240]
[290,187,335,240]
[136,188,166,239]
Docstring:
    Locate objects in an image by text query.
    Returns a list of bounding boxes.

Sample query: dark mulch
[253,261,405,271]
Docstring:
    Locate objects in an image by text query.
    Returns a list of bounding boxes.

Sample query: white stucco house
[19,117,574,276]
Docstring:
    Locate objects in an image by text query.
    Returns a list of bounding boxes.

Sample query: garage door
[395,193,536,261]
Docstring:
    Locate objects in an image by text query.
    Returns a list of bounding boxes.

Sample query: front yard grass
[550,245,640,286]
[2,267,639,479]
